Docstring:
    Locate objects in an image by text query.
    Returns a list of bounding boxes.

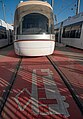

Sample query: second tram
[55,12,83,49]
[0,19,13,48]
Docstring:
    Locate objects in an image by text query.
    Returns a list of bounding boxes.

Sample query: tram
[0,19,13,48]
[54,12,83,49]
[14,0,55,56]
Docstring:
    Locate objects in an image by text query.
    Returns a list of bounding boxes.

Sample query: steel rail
[0,56,22,116]
[47,55,83,115]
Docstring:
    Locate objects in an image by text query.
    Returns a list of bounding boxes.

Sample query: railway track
[0,56,22,116]
[47,55,83,115]
[0,54,82,118]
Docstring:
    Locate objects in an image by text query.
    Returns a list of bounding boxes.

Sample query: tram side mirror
[50,24,53,33]
[54,14,57,23]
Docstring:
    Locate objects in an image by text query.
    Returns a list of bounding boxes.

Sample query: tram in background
[55,12,83,49]
[0,19,13,48]
[14,0,55,56]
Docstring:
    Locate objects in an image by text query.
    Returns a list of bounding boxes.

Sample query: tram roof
[0,19,13,30]
[14,1,54,26]
[55,12,83,28]
[16,1,53,10]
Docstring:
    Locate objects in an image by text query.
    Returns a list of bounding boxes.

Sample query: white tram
[55,12,83,49]
[0,19,13,48]
[14,0,55,56]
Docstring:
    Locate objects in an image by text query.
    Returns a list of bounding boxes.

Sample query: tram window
[62,23,82,38]
[0,27,7,39]
[22,13,49,35]
[0,34,4,39]
[65,31,70,38]
[62,26,71,38]
[70,30,75,38]
[5,34,7,39]
[70,24,82,38]
[0,33,4,39]
[75,24,82,38]
[75,30,81,38]
[65,26,71,38]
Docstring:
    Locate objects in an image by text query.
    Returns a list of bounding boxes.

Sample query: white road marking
[41,69,70,117]
[14,68,70,117]
[14,88,31,111]
[31,69,39,114]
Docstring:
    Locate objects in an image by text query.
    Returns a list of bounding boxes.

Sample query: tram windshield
[21,13,49,35]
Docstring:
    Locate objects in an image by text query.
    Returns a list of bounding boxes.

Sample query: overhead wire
[5,5,14,23]
[56,0,77,16]
[54,0,69,12]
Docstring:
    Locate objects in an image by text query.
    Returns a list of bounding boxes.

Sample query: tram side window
[75,29,81,38]
[70,24,82,38]
[62,26,71,38]
[0,31,7,39]
[62,23,82,38]
[70,28,75,38]
[62,28,66,38]
[75,24,82,38]
[5,32,7,39]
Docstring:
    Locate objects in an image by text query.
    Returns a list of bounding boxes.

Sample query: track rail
[0,56,22,116]
[47,55,83,115]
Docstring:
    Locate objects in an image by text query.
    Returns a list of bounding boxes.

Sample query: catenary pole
[0,0,6,22]
[76,0,80,15]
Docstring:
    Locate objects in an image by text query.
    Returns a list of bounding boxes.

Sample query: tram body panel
[14,34,55,56]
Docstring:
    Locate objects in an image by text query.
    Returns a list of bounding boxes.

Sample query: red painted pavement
[69,47,83,54]
[1,56,82,119]
[51,49,83,105]
[0,50,19,98]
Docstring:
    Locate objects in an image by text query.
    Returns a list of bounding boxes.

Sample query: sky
[0,0,83,24]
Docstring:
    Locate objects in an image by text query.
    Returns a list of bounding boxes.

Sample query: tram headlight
[43,33,46,35]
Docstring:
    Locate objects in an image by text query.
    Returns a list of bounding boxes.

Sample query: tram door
[8,29,13,44]
[58,22,63,43]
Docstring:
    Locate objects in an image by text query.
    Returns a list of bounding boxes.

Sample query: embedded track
[47,55,83,115]
[0,56,22,116]
[0,54,83,119]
